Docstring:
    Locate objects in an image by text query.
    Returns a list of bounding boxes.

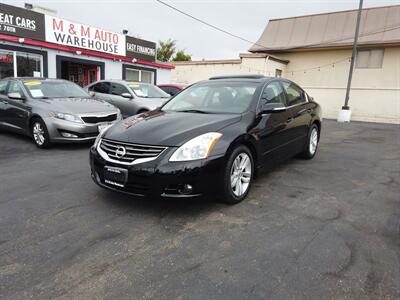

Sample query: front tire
[221,145,254,204]
[31,118,52,148]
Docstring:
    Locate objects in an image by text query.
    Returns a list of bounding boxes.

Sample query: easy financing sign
[0,3,156,62]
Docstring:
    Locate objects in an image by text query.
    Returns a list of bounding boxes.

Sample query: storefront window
[16,53,42,77]
[141,70,152,83]
[0,50,42,79]
[0,50,14,79]
[126,69,140,82]
[125,67,154,83]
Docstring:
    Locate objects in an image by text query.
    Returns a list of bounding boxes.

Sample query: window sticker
[134,90,145,97]
[30,89,44,97]
[24,81,42,86]
[128,84,140,88]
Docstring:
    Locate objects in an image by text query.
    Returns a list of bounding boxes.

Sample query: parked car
[86,80,170,118]
[90,75,321,204]
[0,77,121,148]
[158,83,187,97]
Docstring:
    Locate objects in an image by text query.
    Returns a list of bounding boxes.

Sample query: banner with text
[126,36,156,62]
[45,15,126,56]
[0,3,45,41]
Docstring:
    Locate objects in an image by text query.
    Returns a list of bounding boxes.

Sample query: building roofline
[268,4,400,22]
[169,59,242,66]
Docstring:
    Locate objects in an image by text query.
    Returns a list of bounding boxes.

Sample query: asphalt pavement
[0,120,399,299]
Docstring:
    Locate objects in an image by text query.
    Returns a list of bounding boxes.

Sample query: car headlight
[51,112,83,124]
[169,132,222,162]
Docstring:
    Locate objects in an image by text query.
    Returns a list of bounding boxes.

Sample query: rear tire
[299,124,319,159]
[221,145,254,204]
[31,118,52,149]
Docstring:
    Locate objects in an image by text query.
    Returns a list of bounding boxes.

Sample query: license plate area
[104,166,128,187]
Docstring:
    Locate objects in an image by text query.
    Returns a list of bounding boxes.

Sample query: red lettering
[81,25,90,38]
[112,34,118,44]
[52,18,63,31]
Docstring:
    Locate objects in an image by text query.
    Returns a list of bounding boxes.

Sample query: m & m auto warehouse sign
[0,3,156,62]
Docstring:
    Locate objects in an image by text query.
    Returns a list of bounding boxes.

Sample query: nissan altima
[0,78,121,148]
[90,75,322,204]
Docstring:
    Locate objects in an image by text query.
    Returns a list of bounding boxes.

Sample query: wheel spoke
[231,176,238,188]
[240,155,248,169]
[235,180,242,196]
[241,176,250,183]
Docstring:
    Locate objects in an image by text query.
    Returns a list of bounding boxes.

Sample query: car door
[109,83,137,117]
[255,80,293,164]
[90,81,111,102]
[281,80,312,153]
[0,80,10,125]
[4,80,30,132]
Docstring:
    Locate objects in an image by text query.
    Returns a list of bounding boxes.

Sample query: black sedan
[90,75,322,204]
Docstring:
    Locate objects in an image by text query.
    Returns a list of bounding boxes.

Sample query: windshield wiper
[177,109,209,114]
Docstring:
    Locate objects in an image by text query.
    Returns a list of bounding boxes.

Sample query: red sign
[0,55,12,63]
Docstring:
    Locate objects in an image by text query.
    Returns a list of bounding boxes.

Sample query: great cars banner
[0,3,45,41]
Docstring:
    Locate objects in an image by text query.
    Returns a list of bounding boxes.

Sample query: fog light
[61,132,78,138]
[178,184,193,195]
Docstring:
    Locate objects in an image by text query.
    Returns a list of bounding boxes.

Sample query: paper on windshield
[30,89,44,97]
[135,90,146,97]
[24,81,42,86]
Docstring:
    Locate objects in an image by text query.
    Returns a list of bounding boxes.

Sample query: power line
[156,0,400,52]
[154,0,269,50]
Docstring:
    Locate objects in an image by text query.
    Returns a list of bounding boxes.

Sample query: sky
[4,0,400,60]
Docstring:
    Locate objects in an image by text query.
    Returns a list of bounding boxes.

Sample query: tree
[157,39,176,62]
[173,50,192,62]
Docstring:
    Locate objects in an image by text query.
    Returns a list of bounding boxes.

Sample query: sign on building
[0,3,45,41]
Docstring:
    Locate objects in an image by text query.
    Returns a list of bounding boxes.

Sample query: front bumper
[43,116,120,143]
[90,145,225,199]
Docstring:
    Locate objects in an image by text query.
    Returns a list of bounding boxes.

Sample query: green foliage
[173,50,192,62]
[157,39,176,62]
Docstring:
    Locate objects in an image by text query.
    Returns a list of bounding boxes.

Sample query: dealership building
[171,5,400,124]
[0,3,173,87]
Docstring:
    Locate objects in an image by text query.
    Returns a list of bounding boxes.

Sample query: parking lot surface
[0,120,399,299]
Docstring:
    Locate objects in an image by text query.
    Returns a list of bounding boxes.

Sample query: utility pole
[338,0,363,122]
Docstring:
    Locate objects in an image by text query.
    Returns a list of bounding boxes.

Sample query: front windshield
[127,82,169,98]
[162,81,258,114]
[24,80,89,99]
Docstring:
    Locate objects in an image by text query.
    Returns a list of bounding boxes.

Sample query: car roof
[158,83,187,88]
[3,77,69,83]
[207,74,275,83]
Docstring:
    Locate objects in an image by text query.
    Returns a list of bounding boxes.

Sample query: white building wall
[156,68,172,84]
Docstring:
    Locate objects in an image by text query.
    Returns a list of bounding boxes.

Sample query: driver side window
[260,81,286,107]
[8,81,24,96]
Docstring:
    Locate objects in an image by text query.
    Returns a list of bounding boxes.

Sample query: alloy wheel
[230,153,252,197]
[309,127,318,155]
[33,122,45,146]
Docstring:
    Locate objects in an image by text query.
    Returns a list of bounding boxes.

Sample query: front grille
[100,138,167,164]
[81,113,117,124]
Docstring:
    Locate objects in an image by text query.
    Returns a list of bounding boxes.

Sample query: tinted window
[92,82,110,94]
[111,83,129,96]
[282,81,305,106]
[0,80,8,95]
[260,81,286,106]
[162,82,258,114]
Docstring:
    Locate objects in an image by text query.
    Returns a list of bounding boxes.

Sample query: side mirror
[8,92,25,101]
[89,91,95,97]
[121,92,133,99]
[260,102,286,114]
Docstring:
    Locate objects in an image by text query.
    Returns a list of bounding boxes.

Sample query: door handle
[2,100,8,104]
[286,117,294,123]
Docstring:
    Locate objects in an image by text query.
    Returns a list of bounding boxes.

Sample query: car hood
[37,97,118,114]
[104,110,241,146]
[135,97,169,110]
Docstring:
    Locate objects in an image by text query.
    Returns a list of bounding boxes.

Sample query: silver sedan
[0,78,121,148]
[85,80,170,118]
